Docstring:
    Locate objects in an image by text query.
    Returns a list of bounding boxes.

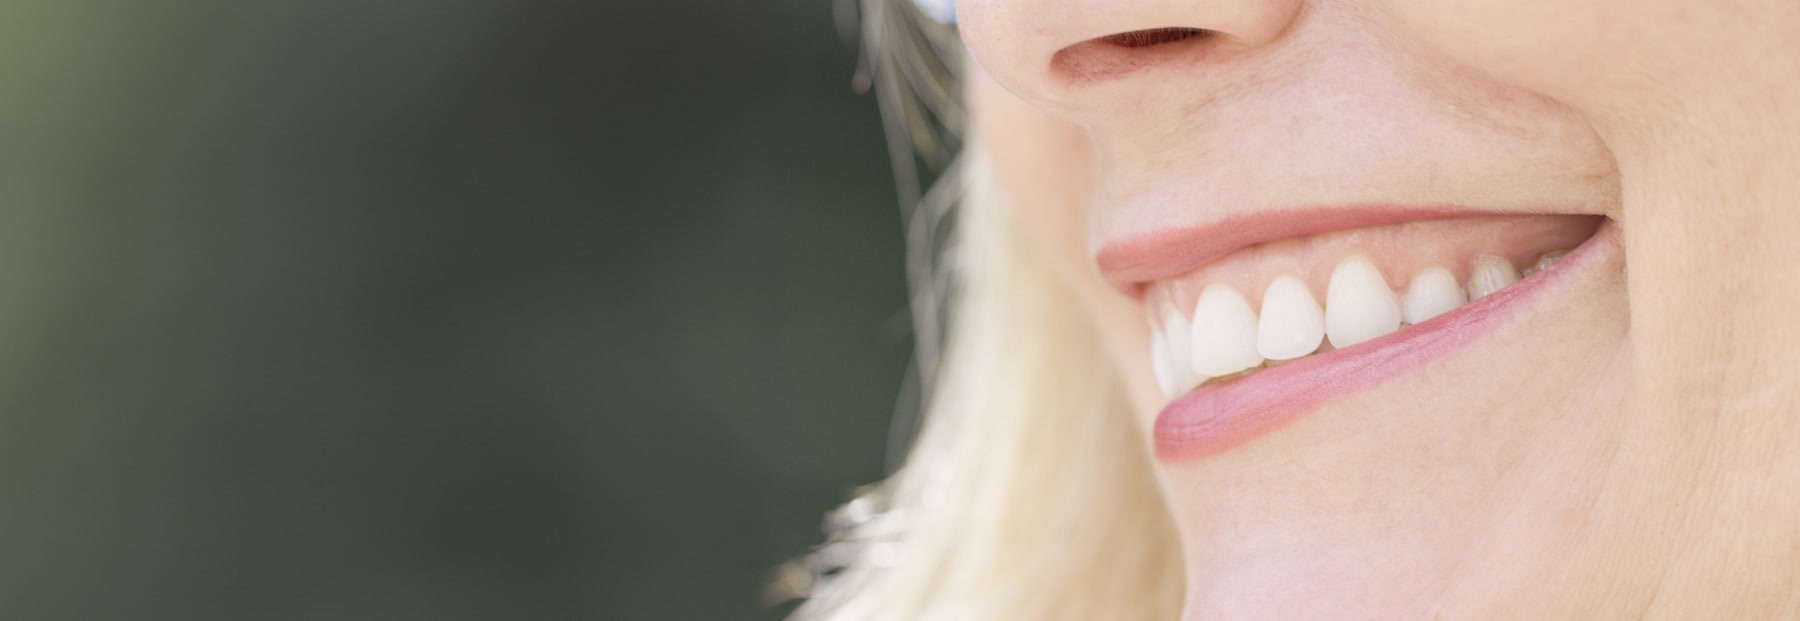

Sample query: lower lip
[1152,220,1620,462]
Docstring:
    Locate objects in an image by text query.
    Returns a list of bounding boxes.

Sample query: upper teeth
[1466,255,1523,300]
[1257,275,1325,362]
[1191,283,1264,376]
[1401,267,1466,325]
[1149,249,1568,397]
[1323,255,1402,350]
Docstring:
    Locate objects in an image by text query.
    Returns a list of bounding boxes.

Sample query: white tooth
[1467,254,1521,300]
[1401,267,1467,325]
[1256,275,1325,361]
[1189,284,1264,377]
[1162,309,1203,392]
[1325,255,1402,349]
[1150,329,1177,397]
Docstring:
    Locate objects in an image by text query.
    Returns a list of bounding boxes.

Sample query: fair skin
[957,0,1800,618]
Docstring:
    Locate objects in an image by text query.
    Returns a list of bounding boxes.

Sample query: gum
[1144,214,1602,321]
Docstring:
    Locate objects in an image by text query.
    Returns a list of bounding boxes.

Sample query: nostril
[1100,27,1211,49]
[1052,27,1219,82]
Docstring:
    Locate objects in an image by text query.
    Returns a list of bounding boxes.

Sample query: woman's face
[960,0,1800,616]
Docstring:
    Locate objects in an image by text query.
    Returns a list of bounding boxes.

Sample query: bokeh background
[0,1,908,619]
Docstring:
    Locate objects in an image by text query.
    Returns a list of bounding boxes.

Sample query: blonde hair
[786,3,1184,617]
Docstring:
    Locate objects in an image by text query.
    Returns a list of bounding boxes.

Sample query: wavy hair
[782,2,1184,619]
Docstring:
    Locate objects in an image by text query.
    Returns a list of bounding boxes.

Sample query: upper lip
[1093,204,1498,294]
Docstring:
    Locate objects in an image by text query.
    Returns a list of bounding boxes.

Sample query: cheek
[1373,0,1654,114]
[972,66,1094,274]
[972,67,1167,424]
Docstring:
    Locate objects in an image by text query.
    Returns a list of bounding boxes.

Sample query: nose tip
[958,0,1303,115]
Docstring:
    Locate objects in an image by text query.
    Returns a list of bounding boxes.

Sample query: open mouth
[1101,209,1611,461]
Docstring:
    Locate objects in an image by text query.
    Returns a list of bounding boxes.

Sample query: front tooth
[1189,284,1264,376]
[1467,254,1521,299]
[1257,275,1325,361]
[1402,267,1467,325]
[1325,255,1402,349]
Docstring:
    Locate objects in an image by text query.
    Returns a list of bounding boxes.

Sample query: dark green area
[0,1,904,619]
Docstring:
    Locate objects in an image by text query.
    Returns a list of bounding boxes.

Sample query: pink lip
[1096,205,1479,292]
[1148,218,1617,462]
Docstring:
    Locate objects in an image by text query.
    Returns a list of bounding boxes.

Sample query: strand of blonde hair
[792,151,1184,620]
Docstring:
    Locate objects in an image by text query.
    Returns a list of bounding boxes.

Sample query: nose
[957,0,1304,119]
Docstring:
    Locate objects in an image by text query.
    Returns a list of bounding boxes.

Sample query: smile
[1098,208,1610,461]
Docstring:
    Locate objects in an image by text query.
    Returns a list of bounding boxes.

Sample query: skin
[956,0,1800,617]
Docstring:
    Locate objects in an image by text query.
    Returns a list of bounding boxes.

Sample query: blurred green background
[0,1,906,619]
